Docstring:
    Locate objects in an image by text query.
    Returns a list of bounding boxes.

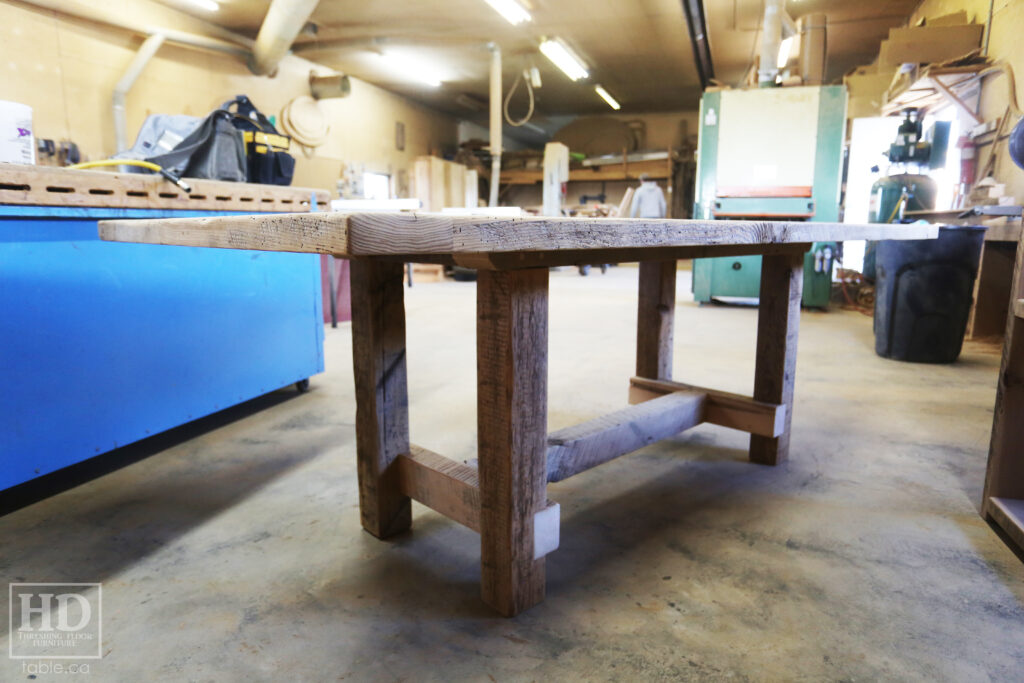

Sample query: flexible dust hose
[503,70,535,127]
[67,159,191,193]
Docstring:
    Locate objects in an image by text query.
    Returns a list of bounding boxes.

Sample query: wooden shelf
[500,158,671,186]
[882,64,986,123]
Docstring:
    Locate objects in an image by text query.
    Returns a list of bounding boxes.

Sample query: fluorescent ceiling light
[482,0,531,25]
[594,85,620,110]
[539,39,588,81]
[181,0,219,11]
[377,53,443,87]
[777,36,794,69]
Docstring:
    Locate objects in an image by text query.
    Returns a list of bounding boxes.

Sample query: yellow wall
[609,111,700,151]
[909,0,1024,200]
[0,1,458,192]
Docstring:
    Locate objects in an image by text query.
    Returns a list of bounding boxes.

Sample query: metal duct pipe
[488,44,502,208]
[19,0,252,57]
[799,14,827,86]
[249,0,321,76]
[113,33,166,155]
[309,72,351,99]
[758,0,797,86]
[680,0,714,90]
[759,0,783,86]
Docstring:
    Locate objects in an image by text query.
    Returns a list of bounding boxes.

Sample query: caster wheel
[579,265,591,276]
[295,378,311,393]
[600,264,608,274]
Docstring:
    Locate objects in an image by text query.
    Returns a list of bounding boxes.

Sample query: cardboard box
[879,24,983,67]
[926,11,968,28]
[844,70,897,118]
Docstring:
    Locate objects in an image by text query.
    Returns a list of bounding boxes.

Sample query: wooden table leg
[636,260,677,379]
[983,227,1024,538]
[477,268,549,616]
[350,259,412,538]
[750,251,804,466]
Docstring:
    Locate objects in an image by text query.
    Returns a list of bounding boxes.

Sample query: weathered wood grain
[636,260,677,379]
[983,223,1024,521]
[100,212,350,254]
[546,391,706,482]
[100,210,939,260]
[346,213,938,255]
[350,259,412,538]
[394,445,480,532]
[477,267,549,617]
[628,377,786,437]
[749,251,804,465]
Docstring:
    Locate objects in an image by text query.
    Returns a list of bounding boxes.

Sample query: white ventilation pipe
[758,0,797,86]
[113,33,166,155]
[19,0,252,57]
[488,44,502,207]
[249,0,321,76]
[798,14,827,85]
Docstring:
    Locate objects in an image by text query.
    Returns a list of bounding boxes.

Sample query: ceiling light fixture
[181,0,219,11]
[539,39,588,81]
[594,85,621,110]
[777,36,794,69]
[481,0,531,25]
[377,53,443,87]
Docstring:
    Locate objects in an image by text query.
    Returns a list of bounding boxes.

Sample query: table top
[99,212,938,269]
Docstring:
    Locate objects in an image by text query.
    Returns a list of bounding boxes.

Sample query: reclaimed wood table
[984,217,1024,555]
[99,213,936,616]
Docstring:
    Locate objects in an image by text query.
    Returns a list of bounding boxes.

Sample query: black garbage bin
[874,225,987,363]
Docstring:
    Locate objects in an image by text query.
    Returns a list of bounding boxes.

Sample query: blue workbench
[0,205,324,490]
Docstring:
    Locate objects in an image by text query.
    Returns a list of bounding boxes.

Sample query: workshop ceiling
[166,0,919,118]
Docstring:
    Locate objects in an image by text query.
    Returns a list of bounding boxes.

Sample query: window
[363,172,390,200]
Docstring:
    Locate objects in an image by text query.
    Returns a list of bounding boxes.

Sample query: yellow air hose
[67,158,192,193]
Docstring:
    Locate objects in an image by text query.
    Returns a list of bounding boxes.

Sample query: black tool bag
[145,96,295,186]
[146,110,247,182]
[222,95,295,186]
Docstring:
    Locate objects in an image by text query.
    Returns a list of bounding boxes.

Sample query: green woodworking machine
[692,85,847,308]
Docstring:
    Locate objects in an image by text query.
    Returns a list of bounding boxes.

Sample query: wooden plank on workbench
[0,163,327,211]
[394,446,480,532]
[546,391,706,483]
[628,377,786,437]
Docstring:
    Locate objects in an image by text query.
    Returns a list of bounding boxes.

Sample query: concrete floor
[3,265,1024,681]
